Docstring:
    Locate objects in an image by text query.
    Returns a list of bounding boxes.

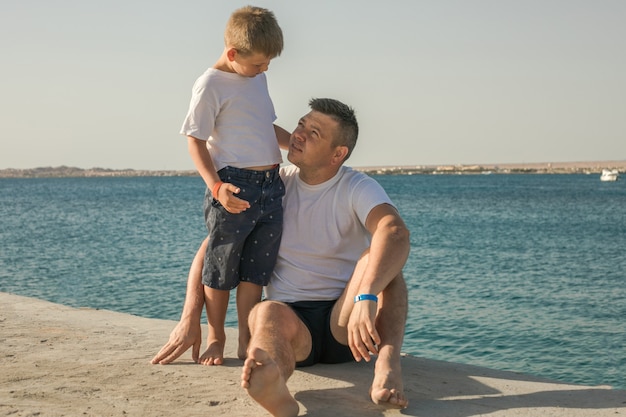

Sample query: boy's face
[231,50,272,77]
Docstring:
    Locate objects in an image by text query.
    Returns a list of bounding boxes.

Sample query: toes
[388,390,409,408]
[371,388,408,408]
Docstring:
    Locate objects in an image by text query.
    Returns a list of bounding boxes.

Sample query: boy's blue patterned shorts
[202,165,284,290]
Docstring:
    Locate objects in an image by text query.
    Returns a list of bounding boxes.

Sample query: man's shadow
[292,354,626,416]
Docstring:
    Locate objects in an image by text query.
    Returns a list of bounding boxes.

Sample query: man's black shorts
[286,300,353,367]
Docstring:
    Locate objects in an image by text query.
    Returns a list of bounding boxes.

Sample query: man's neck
[298,165,342,185]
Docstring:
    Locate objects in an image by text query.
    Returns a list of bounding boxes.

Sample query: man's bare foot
[370,360,408,408]
[241,347,299,417]
[198,338,224,366]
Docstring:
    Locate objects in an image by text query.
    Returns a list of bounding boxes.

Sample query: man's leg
[370,274,408,406]
[331,253,409,408]
[150,237,207,365]
[241,301,312,417]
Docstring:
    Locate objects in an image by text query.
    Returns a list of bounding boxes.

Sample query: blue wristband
[354,294,378,303]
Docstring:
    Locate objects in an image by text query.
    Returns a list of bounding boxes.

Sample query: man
[152,98,410,416]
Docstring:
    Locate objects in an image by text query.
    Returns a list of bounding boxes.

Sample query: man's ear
[226,48,237,62]
[331,146,349,166]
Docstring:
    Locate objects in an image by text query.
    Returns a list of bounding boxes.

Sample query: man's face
[287,111,340,168]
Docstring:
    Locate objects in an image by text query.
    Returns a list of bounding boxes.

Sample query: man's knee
[248,300,293,331]
[382,273,408,305]
[395,272,408,292]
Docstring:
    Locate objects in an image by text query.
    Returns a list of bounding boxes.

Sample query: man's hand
[150,319,202,365]
[347,299,380,362]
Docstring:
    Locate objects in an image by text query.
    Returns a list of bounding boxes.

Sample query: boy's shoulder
[197,68,267,81]
[193,69,266,92]
[196,68,240,83]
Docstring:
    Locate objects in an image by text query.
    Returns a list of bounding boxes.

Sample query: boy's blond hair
[225,6,283,58]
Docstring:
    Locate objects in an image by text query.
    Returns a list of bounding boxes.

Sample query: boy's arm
[187,136,250,213]
[274,124,291,150]
[187,135,221,190]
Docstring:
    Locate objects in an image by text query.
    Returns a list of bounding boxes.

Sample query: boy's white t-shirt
[180,68,282,171]
[265,165,395,303]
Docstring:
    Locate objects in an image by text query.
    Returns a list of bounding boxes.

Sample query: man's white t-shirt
[265,165,395,302]
[179,68,282,171]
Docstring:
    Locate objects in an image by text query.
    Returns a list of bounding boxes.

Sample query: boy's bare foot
[198,338,224,366]
[238,332,250,360]
[237,344,247,361]
[370,359,408,408]
[241,347,299,417]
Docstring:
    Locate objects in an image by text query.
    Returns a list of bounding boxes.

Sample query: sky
[1,0,625,170]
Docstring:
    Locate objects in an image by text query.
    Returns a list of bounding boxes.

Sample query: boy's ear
[226,48,237,61]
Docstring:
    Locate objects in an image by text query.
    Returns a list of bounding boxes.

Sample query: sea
[1,173,624,390]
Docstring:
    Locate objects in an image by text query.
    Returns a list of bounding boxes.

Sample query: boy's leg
[199,286,230,366]
[241,301,312,417]
[235,282,263,360]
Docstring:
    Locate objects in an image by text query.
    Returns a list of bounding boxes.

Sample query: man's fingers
[348,328,375,362]
[368,326,381,351]
[192,340,201,363]
[152,336,194,365]
[151,343,175,364]
[162,348,181,364]
[357,324,381,361]
[160,344,187,365]
[348,331,363,362]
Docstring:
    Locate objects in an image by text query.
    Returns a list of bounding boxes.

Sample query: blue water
[1,174,624,390]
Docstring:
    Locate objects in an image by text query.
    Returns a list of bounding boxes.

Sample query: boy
[180,6,289,365]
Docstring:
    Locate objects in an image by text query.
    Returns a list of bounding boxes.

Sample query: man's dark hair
[309,98,358,161]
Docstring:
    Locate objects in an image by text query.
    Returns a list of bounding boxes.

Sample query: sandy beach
[1,292,624,416]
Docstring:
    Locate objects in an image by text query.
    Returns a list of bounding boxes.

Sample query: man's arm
[361,203,410,296]
[274,124,291,150]
[151,237,208,364]
[347,203,410,361]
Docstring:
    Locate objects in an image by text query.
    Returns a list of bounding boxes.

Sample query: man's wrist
[354,294,378,303]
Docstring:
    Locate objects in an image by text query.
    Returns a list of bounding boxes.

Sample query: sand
[1,292,624,416]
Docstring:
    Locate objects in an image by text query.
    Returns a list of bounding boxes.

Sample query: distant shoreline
[1,161,625,178]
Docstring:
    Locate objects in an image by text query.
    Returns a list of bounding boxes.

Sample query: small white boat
[600,169,619,182]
